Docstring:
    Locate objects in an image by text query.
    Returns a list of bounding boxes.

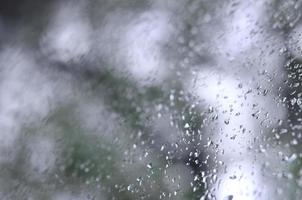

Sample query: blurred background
[0,0,302,199]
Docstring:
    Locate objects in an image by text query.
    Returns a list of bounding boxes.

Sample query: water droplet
[223,195,234,200]
[184,123,190,128]
[147,163,152,169]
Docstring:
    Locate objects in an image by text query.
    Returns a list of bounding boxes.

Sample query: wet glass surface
[1,0,302,199]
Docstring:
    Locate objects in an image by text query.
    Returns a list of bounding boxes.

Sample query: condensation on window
[0,0,302,199]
